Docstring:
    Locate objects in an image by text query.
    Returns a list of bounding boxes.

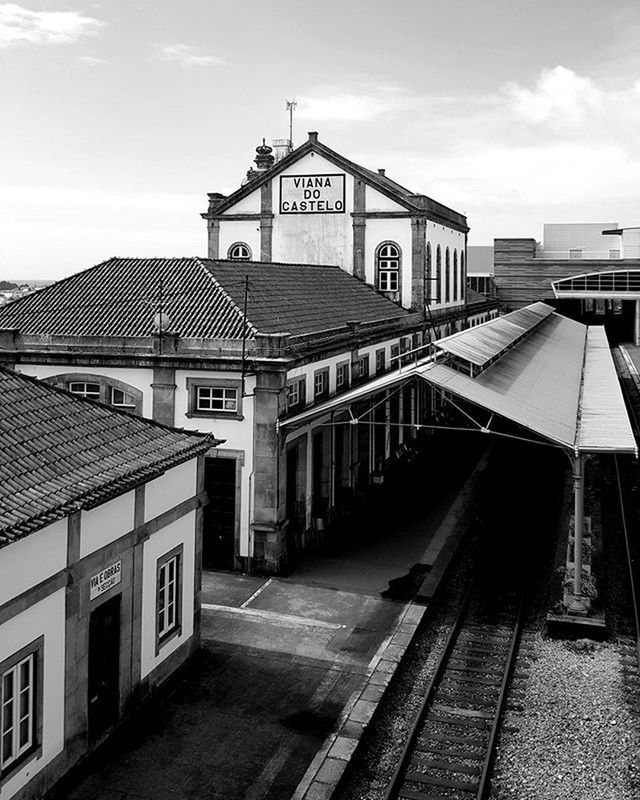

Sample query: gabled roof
[0,367,216,546]
[204,133,468,231]
[0,257,409,340]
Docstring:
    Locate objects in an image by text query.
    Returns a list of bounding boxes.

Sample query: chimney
[272,138,292,162]
[377,168,386,176]
[308,131,319,144]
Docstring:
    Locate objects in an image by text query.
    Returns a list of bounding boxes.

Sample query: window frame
[436,245,442,303]
[186,377,243,420]
[352,354,370,385]
[286,377,306,412]
[0,637,44,783]
[46,374,143,416]
[227,242,252,261]
[445,247,451,303]
[335,361,350,392]
[375,348,386,375]
[453,249,458,301]
[313,367,330,401]
[375,242,401,294]
[155,544,183,655]
[68,381,101,401]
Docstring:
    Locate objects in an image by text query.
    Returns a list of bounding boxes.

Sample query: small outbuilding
[0,367,216,800]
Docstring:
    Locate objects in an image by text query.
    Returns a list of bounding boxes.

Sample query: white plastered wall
[271,153,354,270]
[364,218,413,307]
[427,222,466,311]
[80,491,135,558]
[0,519,67,606]
[140,511,196,679]
[145,459,197,521]
[218,220,261,262]
[0,590,66,800]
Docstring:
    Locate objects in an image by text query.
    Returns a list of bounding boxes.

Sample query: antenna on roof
[286,99,297,148]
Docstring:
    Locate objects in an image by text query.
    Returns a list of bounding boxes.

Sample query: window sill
[186,411,244,421]
[156,625,182,657]
[0,746,42,788]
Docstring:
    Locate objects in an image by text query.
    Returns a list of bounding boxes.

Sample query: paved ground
[59,434,487,800]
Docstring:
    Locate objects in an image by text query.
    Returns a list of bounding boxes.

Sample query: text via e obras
[89,559,122,600]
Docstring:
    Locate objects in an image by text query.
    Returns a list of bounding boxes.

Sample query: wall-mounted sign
[90,560,122,600]
[280,174,345,214]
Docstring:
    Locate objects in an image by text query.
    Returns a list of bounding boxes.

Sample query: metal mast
[286,99,297,147]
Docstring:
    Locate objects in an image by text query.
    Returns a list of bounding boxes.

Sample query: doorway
[88,594,121,744]
[203,456,237,570]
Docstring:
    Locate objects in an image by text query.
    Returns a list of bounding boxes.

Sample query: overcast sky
[2,0,640,280]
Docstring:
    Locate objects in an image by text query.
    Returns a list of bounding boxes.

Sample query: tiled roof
[0,257,409,340]
[0,368,215,547]
[204,260,408,336]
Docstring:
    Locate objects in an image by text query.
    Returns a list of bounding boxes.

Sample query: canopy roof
[281,306,637,456]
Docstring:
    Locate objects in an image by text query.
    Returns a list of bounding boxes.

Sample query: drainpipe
[635,300,640,347]
[568,453,588,614]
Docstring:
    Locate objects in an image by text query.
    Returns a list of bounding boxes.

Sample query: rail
[382,579,525,800]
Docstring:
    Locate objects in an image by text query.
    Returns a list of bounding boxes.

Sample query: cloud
[298,85,413,122]
[77,55,107,65]
[0,3,104,47]
[505,66,603,129]
[155,43,223,68]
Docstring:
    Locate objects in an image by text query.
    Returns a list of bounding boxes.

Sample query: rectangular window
[375,349,386,375]
[196,386,238,413]
[314,369,329,400]
[156,546,183,652]
[0,640,42,778]
[390,344,400,368]
[609,249,620,259]
[352,356,369,383]
[379,270,399,292]
[110,387,137,410]
[68,382,100,400]
[569,249,583,259]
[286,378,306,410]
[336,362,350,391]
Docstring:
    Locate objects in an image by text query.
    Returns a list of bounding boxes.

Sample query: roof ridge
[193,257,259,337]
[205,258,343,270]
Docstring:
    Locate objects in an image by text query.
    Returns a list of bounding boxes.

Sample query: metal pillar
[634,300,640,346]
[568,454,588,614]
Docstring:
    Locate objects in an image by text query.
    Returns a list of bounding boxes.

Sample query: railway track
[383,579,525,800]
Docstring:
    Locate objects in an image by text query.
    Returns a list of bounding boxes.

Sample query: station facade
[203,132,470,317]
[0,369,212,800]
[0,135,498,575]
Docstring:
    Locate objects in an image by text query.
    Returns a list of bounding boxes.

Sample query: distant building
[466,246,497,299]
[494,223,640,312]
[0,368,213,800]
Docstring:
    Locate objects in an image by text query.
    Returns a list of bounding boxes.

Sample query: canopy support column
[568,454,588,615]
[634,300,640,347]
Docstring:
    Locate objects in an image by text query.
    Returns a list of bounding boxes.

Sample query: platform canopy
[281,305,637,457]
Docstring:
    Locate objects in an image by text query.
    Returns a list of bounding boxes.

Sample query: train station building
[0,134,499,575]
[0,368,214,800]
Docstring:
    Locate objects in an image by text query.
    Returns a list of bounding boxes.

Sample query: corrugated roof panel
[417,313,585,448]
[577,327,636,454]
[436,302,554,366]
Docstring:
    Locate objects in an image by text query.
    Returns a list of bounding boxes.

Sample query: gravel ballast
[491,636,640,800]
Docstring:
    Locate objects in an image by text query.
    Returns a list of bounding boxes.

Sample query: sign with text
[90,560,122,600]
[279,174,345,214]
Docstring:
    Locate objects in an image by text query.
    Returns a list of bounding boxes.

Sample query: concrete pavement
[55,434,489,800]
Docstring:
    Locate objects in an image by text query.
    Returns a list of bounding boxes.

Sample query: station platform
[57,435,491,800]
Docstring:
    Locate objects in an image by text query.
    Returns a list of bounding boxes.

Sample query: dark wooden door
[88,594,121,743]
[203,457,236,570]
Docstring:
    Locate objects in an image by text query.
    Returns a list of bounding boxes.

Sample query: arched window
[445,247,451,302]
[376,242,401,293]
[227,242,252,261]
[453,250,458,301]
[425,242,432,303]
[436,245,442,303]
[44,373,143,415]
[460,251,465,301]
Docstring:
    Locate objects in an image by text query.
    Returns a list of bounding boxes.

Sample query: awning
[280,307,637,456]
